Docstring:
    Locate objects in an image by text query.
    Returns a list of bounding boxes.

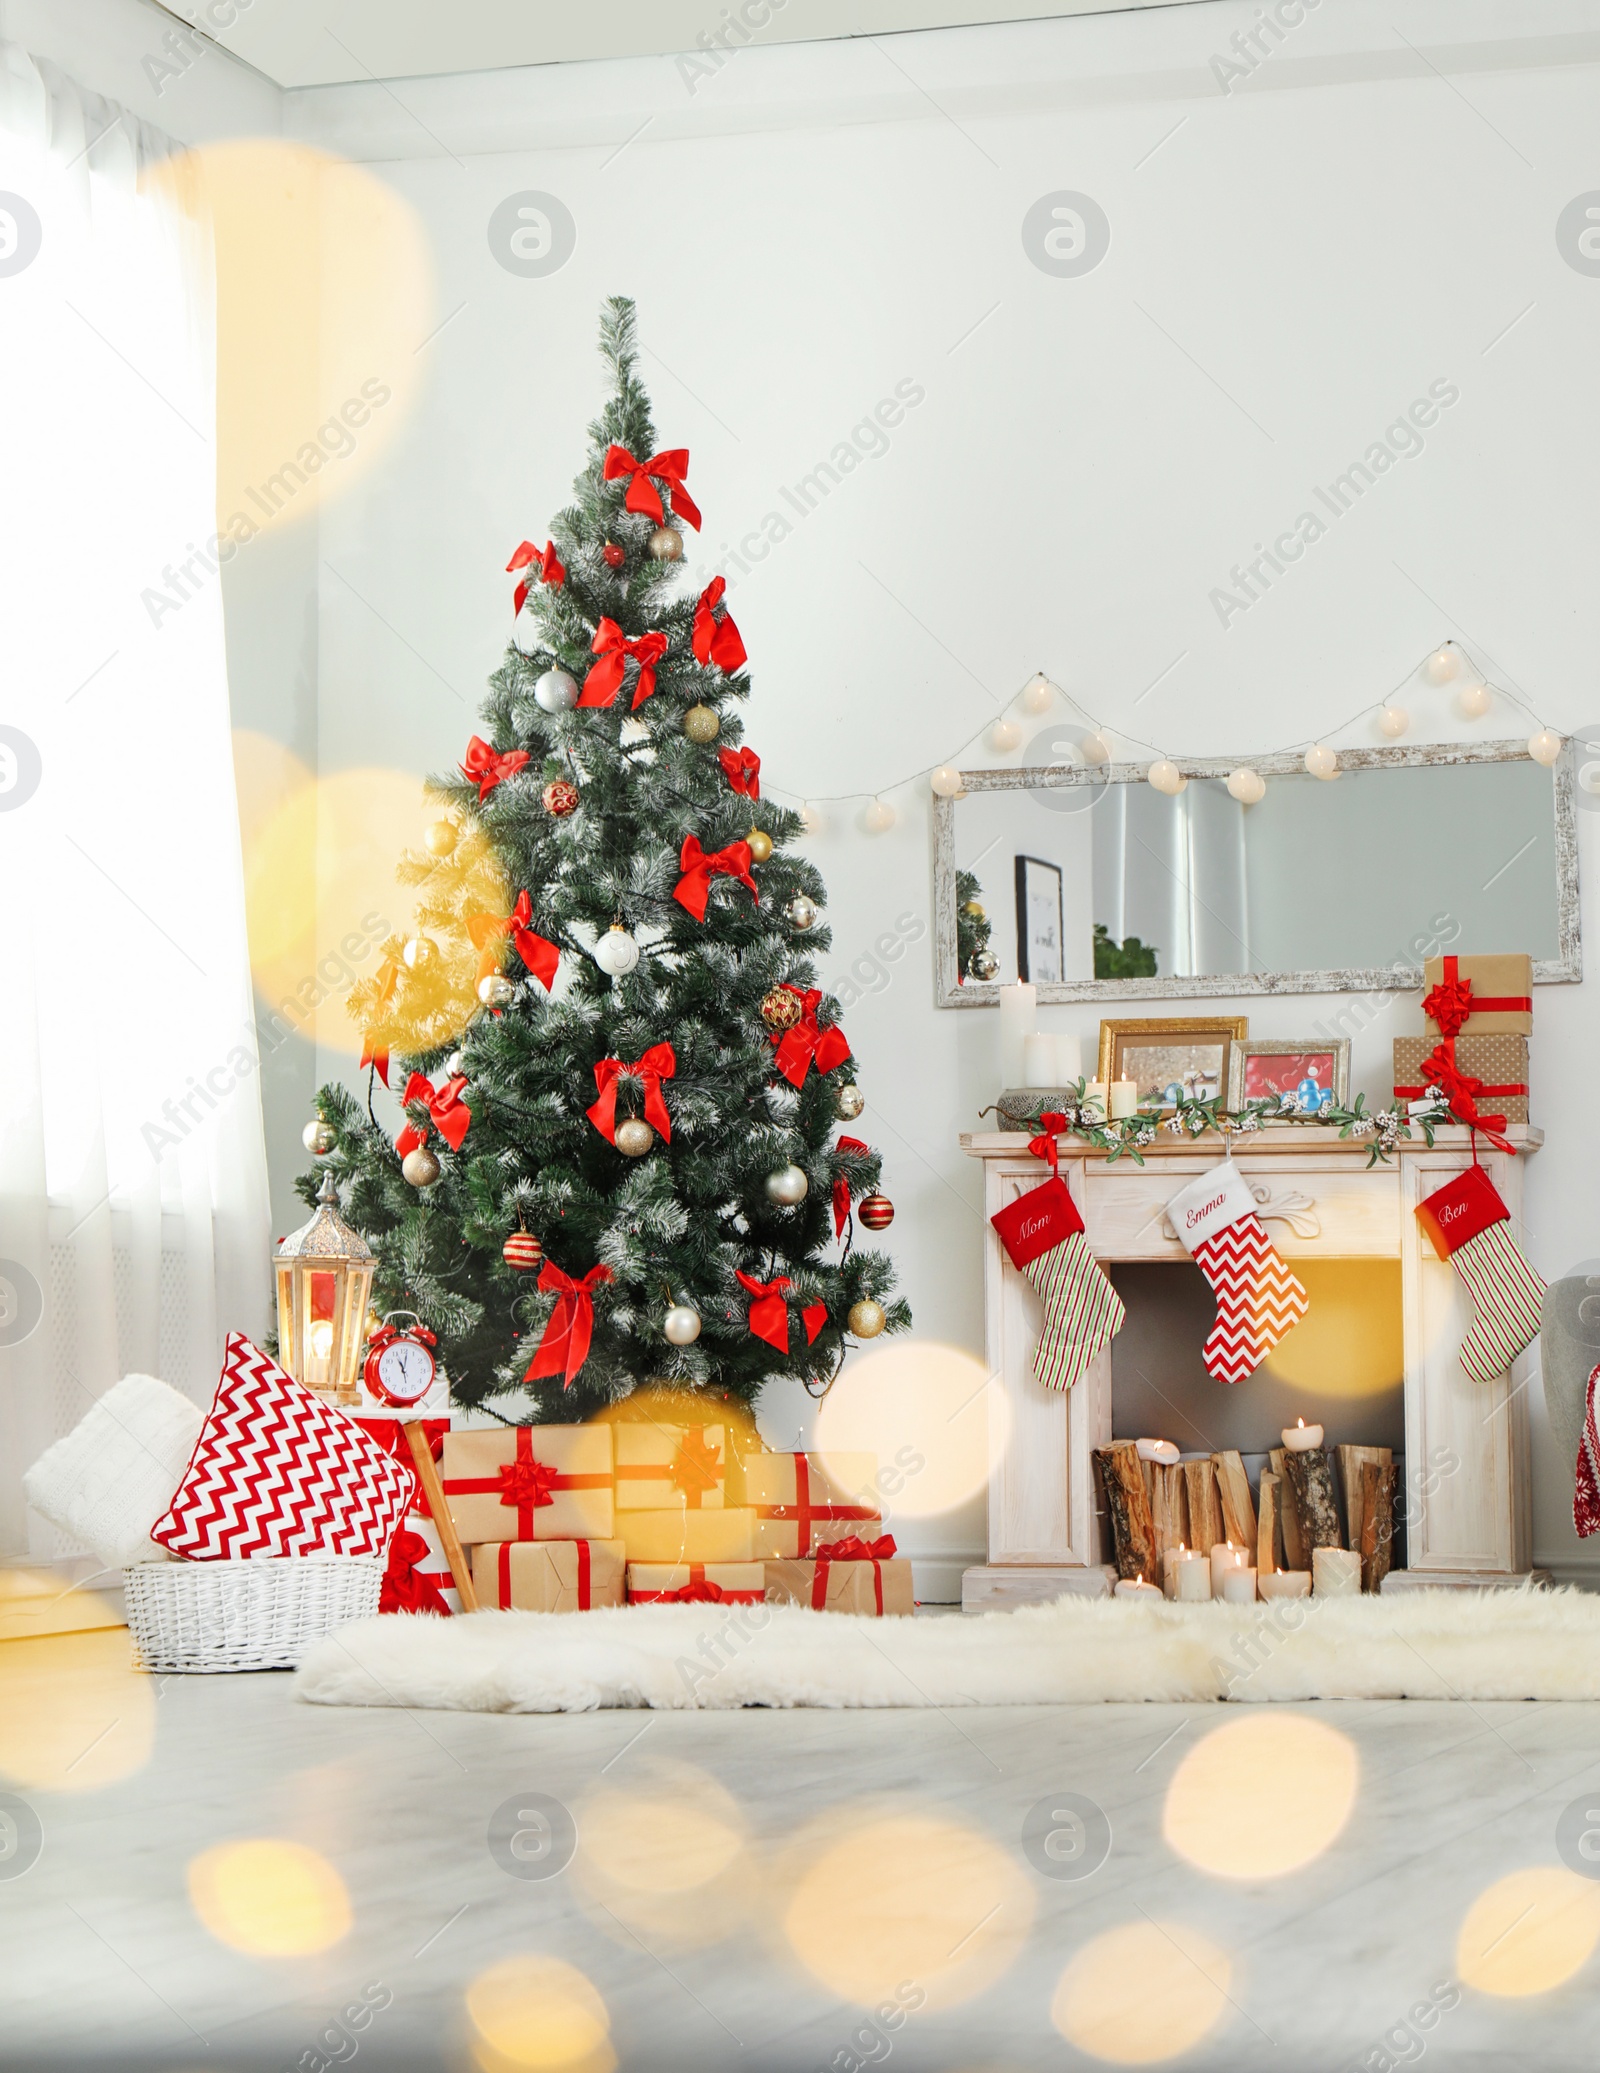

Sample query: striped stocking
[1022,1232,1127,1393]
[1575,1363,1600,1539]
[1417,1165,1545,1386]
[1167,1161,1308,1385]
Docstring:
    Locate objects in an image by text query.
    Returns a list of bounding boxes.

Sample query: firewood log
[1282,1444,1343,1552]
[1181,1457,1225,1555]
[1093,1440,1159,1582]
[1268,1447,1307,1569]
[1212,1450,1258,1550]
[1359,1461,1396,1591]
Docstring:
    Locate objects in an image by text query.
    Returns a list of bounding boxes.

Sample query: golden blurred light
[188,1839,351,1956]
[813,1341,1007,1519]
[1260,1261,1403,1401]
[1456,1867,1600,1996]
[574,1766,753,1951]
[783,1809,1033,2010]
[466,1955,614,2073]
[0,1628,154,1791]
[308,1319,335,1361]
[1163,1715,1358,1879]
[1051,1920,1231,2064]
[591,1389,761,1463]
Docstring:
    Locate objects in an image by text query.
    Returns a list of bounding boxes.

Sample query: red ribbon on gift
[396,1072,472,1158]
[832,1135,870,1238]
[587,1043,675,1145]
[602,444,702,531]
[736,1271,827,1353]
[380,1529,450,1616]
[444,1427,612,1538]
[672,1427,723,1505]
[495,1537,596,1610]
[692,577,747,672]
[1027,1111,1068,1177]
[523,1261,614,1388]
[468,890,560,991]
[673,834,758,920]
[507,538,566,612]
[1409,1044,1516,1154]
[1422,955,1532,1037]
[770,986,851,1088]
[717,746,760,800]
[811,1532,898,1613]
[461,735,531,800]
[750,1455,878,1551]
[580,619,670,710]
[628,1562,763,1605]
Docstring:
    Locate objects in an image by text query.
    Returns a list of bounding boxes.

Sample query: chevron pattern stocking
[1190,1212,1309,1386]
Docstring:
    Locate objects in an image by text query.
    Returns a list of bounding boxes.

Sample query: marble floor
[4,1626,1600,2070]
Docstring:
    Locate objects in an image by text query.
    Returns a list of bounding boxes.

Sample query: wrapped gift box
[764,1537,914,1616]
[441,1426,614,1545]
[626,1561,765,1604]
[614,1423,727,1510]
[382,1513,462,1615]
[1394,1034,1529,1124]
[473,1538,626,1612]
[616,1506,755,1564]
[1423,953,1533,1037]
[727,1449,881,1559]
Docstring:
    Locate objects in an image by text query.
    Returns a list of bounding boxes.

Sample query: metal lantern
[274,1172,376,1404]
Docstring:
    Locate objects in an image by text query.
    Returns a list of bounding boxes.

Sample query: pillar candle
[1053,1032,1083,1085]
[1108,1079,1139,1119]
[1022,1033,1057,1088]
[999,983,1037,1088]
[1312,1548,1361,1597]
[1210,1541,1248,1592]
[1136,1437,1180,1466]
[1084,1081,1108,1119]
[1171,1553,1212,1602]
[1258,1570,1311,1600]
[1114,1576,1162,1600]
[1219,1566,1257,1605]
[1282,1418,1324,1452]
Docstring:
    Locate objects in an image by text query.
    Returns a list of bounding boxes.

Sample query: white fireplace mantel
[959,1125,1543,1609]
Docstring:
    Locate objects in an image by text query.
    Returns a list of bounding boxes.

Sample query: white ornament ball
[1079,732,1112,767]
[862,799,896,833]
[593,924,640,976]
[1304,743,1339,779]
[989,718,1022,753]
[1226,767,1265,805]
[663,1303,702,1346]
[1378,706,1409,740]
[764,1163,810,1206]
[401,1145,440,1188]
[799,801,826,835]
[1020,673,1057,715]
[403,935,437,970]
[1458,681,1492,720]
[930,765,964,798]
[1528,728,1563,767]
[1426,646,1460,684]
[534,668,579,713]
[1147,759,1187,796]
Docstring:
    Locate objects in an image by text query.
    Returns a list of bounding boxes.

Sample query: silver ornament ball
[477,972,515,1009]
[593,924,641,977]
[834,1084,864,1121]
[445,1051,465,1077]
[302,1118,336,1155]
[663,1303,702,1346]
[764,1163,810,1206]
[970,949,1000,981]
[647,526,684,562]
[402,1146,440,1188]
[534,668,579,713]
[785,895,819,931]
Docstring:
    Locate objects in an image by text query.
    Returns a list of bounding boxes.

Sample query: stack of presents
[1393,951,1532,1135]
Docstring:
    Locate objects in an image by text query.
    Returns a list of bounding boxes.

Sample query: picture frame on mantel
[1228,1037,1351,1113]
[1097,1016,1248,1107]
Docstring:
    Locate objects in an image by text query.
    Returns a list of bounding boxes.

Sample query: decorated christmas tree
[299,298,908,1420]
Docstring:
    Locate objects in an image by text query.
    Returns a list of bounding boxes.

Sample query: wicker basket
[123,1556,384,1674]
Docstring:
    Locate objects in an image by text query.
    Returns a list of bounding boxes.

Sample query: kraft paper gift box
[440,1425,614,1545]
[613,1422,728,1509]
[1422,953,1534,1037]
[727,1449,881,1559]
[763,1536,914,1616]
[626,1561,765,1604]
[1393,1034,1529,1125]
[472,1538,626,1612]
[616,1506,755,1564]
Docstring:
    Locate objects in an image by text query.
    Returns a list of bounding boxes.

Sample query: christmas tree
[300,298,909,1420]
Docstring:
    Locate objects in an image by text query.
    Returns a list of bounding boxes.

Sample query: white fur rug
[294,1588,1600,1711]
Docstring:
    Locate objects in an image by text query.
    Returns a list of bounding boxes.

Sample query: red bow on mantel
[692,578,747,673]
[506,538,566,612]
[832,1135,871,1238]
[602,444,703,532]
[1416,1045,1516,1155]
[524,1260,614,1388]
[379,1529,450,1616]
[770,986,852,1089]
[586,1042,676,1146]
[1027,1112,1068,1176]
[717,746,760,800]
[673,835,758,921]
[468,890,560,992]
[461,735,531,800]
[581,619,670,710]
[812,1532,898,1613]
[736,1270,827,1354]
[396,1072,472,1158]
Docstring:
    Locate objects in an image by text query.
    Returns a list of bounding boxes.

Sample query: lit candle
[1210,1540,1248,1592]
[1136,1437,1180,1466]
[1258,1570,1312,1600]
[1171,1551,1212,1602]
[1281,1418,1324,1453]
[1114,1574,1163,1599]
[1219,1566,1257,1605]
[1313,1548,1361,1597]
[1022,1032,1057,1088]
[1084,1081,1108,1119]
[999,983,1037,1088]
[1108,1078,1139,1119]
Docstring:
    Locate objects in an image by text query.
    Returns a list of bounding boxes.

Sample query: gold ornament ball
[648,525,684,562]
[746,828,774,863]
[834,1083,864,1121]
[848,1298,886,1338]
[543,778,580,817]
[403,935,437,970]
[761,986,803,1032]
[615,1118,655,1157]
[425,820,457,858]
[478,972,515,1009]
[302,1117,336,1155]
[683,704,720,744]
[962,899,986,920]
[402,1145,441,1188]
[765,1163,810,1205]
[785,894,819,931]
[663,1303,702,1346]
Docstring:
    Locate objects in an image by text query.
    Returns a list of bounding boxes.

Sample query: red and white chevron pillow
[150,1334,417,1560]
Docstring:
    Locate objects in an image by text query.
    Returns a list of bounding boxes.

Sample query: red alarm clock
[362,1312,439,1409]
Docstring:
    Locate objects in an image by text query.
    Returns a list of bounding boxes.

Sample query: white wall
[291,0,1600,1590]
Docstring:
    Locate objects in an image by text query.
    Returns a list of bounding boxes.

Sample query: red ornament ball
[603,541,626,569]
[542,779,579,817]
[503,1231,543,1270]
[857,1193,895,1232]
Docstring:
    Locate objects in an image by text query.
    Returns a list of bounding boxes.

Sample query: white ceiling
[167,0,1204,90]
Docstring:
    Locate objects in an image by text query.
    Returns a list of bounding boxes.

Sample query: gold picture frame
[1097,1017,1249,1108]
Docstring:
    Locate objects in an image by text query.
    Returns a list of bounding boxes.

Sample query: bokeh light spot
[814,1341,1007,1519]
[466,1955,614,2073]
[188,1839,351,1956]
[0,1628,154,1792]
[1163,1714,1357,1879]
[1051,1920,1231,2064]
[1457,1867,1600,1996]
[574,1765,753,1951]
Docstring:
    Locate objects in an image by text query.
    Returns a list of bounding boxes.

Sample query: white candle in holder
[1220,1566,1257,1605]
[1109,1079,1139,1119]
[1114,1575,1162,1600]
[1312,1548,1361,1597]
[1136,1437,1180,1466]
[999,983,1037,1087]
[1259,1570,1312,1600]
[1282,1418,1324,1453]
[1210,1541,1248,1592]
[1022,1033,1057,1088]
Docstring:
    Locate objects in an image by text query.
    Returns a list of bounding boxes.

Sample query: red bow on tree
[506,538,566,612]
[735,1270,828,1354]
[580,619,670,710]
[379,1529,451,1616]
[524,1260,614,1388]
[769,986,852,1088]
[692,578,747,672]
[461,735,531,800]
[602,444,702,531]
[1419,1044,1514,1153]
[396,1072,472,1158]
[673,835,758,920]
[1027,1112,1068,1176]
[467,890,560,991]
[717,746,760,800]
[832,1135,871,1238]
[586,1042,676,1145]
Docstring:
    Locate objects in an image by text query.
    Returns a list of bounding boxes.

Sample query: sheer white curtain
[0,45,270,1558]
